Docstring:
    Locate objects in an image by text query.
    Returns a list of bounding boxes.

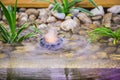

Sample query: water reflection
[0,68,120,80]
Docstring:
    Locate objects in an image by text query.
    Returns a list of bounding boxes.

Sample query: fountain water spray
[40,28,63,50]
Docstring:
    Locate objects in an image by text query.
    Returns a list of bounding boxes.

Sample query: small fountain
[40,28,63,50]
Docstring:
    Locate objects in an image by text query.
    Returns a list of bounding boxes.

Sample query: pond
[0,2,120,80]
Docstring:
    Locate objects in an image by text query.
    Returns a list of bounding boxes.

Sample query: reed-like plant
[89,27,120,45]
[34,0,98,16]
[0,0,41,44]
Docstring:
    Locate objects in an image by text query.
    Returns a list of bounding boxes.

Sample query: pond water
[0,34,120,80]
[0,68,120,80]
[0,4,120,79]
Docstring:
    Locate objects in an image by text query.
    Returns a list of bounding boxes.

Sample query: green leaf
[69,0,83,8]
[52,3,61,11]
[0,1,14,33]
[0,24,10,42]
[17,23,29,36]
[88,0,99,10]
[18,32,36,42]
[115,28,120,39]
[10,33,17,44]
[74,7,93,16]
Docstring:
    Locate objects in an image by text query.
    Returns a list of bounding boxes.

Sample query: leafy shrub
[0,0,41,44]
[89,27,120,45]
[34,0,98,16]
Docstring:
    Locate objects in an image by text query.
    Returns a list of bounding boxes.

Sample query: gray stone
[47,16,57,23]
[48,4,54,10]
[52,11,65,20]
[65,16,71,20]
[112,15,120,24]
[38,24,48,29]
[19,12,28,18]
[92,15,102,20]
[38,9,49,18]
[19,8,26,12]
[25,8,39,17]
[38,9,49,23]
[90,6,104,16]
[77,13,92,24]
[107,5,120,14]
[70,9,79,16]
[54,21,62,27]
[61,19,80,33]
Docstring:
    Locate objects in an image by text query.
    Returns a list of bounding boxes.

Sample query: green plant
[34,0,98,16]
[89,27,120,45]
[0,0,41,44]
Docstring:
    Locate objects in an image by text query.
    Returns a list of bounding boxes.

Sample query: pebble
[70,9,79,16]
[54,21,62,27]
[79,30,87,36]
[47,16,57,23]
[112,15,120,24]
[107,5,120,14]
[77,13,92,24]
[70,34,80,41]
[29,14,36,21]
[35,19,42,24]
[48,4,54,10]
[25,8,39,17]
[90,6,105,16]
[61,19,80,33]
[93,21,101,27]
[38,24,48,29]
[102,13,112,27]
[19,12,28,18]
[19,8,26,12]
[92,15,102,20]
[52,11,65,20]
[38,9,49,23]
[65,16,72,20]
[38,9,49,18]
[89,24,98,29]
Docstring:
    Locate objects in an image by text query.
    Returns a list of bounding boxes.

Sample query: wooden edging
[1,0,120,8]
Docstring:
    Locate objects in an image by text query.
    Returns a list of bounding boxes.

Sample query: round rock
[90,6,104,16]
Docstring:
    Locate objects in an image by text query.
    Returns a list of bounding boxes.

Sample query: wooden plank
[1,0,120,8]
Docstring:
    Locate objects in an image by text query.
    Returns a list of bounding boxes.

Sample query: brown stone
[89,24,98,29]
[29,14,36,21]
[102,13,112,27]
